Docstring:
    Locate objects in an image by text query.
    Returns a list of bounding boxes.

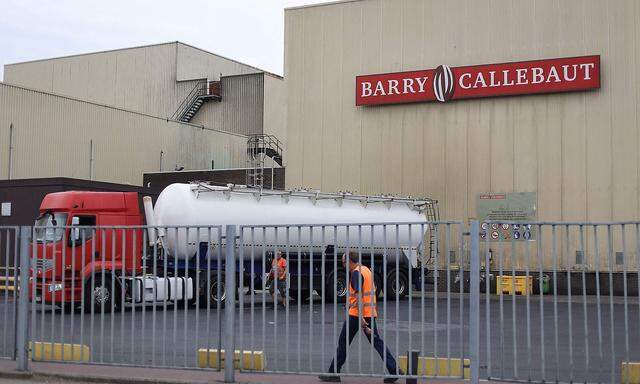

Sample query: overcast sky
[0,0,328,80]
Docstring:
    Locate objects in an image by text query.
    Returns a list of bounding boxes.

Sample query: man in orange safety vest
[319,251,403,383]
[268,250,288,308]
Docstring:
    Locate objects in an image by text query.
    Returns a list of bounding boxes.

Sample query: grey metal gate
[235,221,473,382]
[19,225,226,370]
[479,221,640,384]
[7,221,640,384]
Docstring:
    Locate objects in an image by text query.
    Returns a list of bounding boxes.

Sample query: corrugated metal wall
[3,42,268,128]
[176,42,262,81]
[263,73,287,157]
[3,43,180,118]
[0,82,246,185]
[191,73,265,136]
[284,0,640,270]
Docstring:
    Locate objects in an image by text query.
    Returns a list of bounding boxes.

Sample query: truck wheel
[207,273,226,307]
[83,274,117,313]
[324,270,348,302]
[385,269,408,300]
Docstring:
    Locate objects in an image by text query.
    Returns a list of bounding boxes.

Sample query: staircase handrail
[171,80,207,121]
[247,134,283,158]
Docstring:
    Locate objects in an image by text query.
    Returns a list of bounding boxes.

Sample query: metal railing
[19,226,225,370]
[2,221,639,384]
[171,79,222,122]
[480,222,640,384]
[235,221,468,382]
[245,134,284,189]
[172,80,206,121]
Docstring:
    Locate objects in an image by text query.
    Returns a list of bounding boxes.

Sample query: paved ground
[0,359,469,384]
[1,291,638,383]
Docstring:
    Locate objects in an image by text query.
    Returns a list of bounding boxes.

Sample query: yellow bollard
[197,349,265,371]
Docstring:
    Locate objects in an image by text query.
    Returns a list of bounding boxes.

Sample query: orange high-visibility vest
[272,258,287,280]
[348,265,377,318]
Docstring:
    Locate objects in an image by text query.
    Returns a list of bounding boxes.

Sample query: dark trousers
[327,315,399,375]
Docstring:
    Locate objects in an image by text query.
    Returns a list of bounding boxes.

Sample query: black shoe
[383,370,404,383]
[318,374,341,382]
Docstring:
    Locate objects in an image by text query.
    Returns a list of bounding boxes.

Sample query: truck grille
[32,258,54,273]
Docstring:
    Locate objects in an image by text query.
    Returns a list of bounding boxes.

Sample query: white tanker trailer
[152,183,428,261]
[145,183,438,301]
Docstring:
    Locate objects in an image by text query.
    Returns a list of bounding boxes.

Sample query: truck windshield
[34,212,68,243]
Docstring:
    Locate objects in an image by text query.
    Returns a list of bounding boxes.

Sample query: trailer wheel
[207,273,226,307]
[83,274,118,313]
[385,269,408,300]
[324,270,348,302]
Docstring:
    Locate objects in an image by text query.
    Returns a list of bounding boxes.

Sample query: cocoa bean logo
[433,65,455,102]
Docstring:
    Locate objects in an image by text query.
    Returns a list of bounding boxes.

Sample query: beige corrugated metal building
[3,41,286,140]
[0,82,246,185]
[284,0,640,270]
[1,41,286,186]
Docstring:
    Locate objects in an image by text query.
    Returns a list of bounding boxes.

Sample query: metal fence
[23,226,225,370]
[3,221,640,384]
[235,222,467,381]
[480,222,640,384]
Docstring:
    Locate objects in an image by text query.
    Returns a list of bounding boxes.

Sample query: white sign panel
[1,202,11,217]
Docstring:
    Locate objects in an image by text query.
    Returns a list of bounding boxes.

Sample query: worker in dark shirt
[319,251,403,383]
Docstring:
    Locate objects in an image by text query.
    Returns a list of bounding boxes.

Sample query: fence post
[224,225,236,383]
[469,221,480,384]
[16,226,31,371]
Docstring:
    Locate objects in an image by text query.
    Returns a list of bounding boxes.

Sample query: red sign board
[355,55,600,106]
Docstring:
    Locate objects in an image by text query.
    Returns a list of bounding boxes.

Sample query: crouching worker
[319,251,404,383]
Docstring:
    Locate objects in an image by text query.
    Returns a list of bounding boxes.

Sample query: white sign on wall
[1,202,11,217]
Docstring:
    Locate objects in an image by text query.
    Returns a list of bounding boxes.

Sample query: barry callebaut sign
[355,55,600,106]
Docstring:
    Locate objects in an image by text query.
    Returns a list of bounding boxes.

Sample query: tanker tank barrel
[152,183,438,262]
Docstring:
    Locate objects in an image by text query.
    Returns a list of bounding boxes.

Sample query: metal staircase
[172,80,221,123]
[246,134,283,189]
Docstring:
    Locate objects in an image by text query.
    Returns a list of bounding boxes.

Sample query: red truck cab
[31,191,143,307]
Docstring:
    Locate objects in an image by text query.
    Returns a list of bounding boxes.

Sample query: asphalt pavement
[0,291,638,383]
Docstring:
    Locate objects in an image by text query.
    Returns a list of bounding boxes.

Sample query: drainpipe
[89,139,95,180]
[7,123,14,180]
[160,150,164,172]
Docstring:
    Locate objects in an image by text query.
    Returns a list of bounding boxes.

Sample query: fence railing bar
[498,229,504,380]
[525,227,532,382]
[621,224,630,384]
[484,224,491,379]
[469,221,480,384]
[510,226,517,379]
[16,227,30,371]
[537,224,545,382]
[565,225,574,383]
[285,226,291,373]
[433,224,439,377]
[579,225,589,381]
[223,225,236,383]
[552,225,559,382]
[606,225,615,384]
[594,225,603,380]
